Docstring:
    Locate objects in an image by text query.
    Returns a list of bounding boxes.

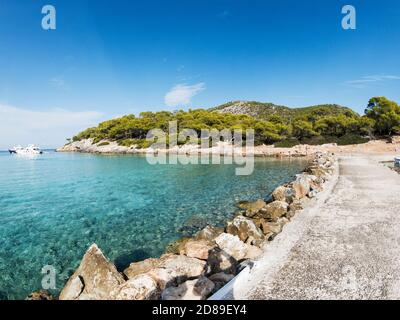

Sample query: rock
[214,233,262,261]
[310,180,323,192]
[112,274,160,300]
[194,225,224,241]
[260,220,282,238]
[245,245,263,259]
[238,199,266,218]
[146,268,181,290]
[165,237,191,255]
[292,175,311,199]
[226,216,264,244]
[208,273,235,292]
[272,186,295,203]
[308,190,319,198]
[278,217,290,226]
[179,239,215,260]
[178,215,209,235]
[158,254,207,279]
[161,276,215,300]
[288,199,303,216]
[26,290,54,300]
[309,168,330,180]
[261,201,288,221]
[214,233,249,261]
[59,244,125,300]
[124,258,161,279]
[207,247,237,274]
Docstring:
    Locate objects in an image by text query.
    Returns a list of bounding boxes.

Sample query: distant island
[60,96,400,152]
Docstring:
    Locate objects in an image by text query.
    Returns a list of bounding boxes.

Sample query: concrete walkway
[215,155,400,300]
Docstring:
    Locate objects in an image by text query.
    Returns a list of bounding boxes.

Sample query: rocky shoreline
[28,152,336,300]
[57,138,323,157]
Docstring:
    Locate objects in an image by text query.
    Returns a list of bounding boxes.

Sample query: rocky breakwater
[37,152,336,301]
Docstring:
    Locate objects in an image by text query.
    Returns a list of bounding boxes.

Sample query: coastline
[213,153,400,299]
[30,151,337,300]
[57,138,400,158]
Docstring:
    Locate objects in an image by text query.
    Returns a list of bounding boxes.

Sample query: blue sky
[1,0,400,148]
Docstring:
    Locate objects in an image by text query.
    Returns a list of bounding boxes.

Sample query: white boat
[9,145,43,155]
[395,157,400,166]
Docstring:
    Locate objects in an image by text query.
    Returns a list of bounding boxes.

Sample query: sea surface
[0,151,307,299]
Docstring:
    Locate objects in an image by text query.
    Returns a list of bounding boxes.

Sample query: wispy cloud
[218,10,230,18]
[164,83,205,107]
[50,75,67,89]
[0,104,103,149]
[344,75,400,88]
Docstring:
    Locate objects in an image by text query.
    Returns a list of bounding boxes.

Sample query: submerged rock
[165,237,192,255]
[178,215,209,235]
[59,244,125,300]
[238,199,266,218]
[161,276,215,300]
[26,290,54,300]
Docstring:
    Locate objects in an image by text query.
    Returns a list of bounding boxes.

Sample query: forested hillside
[71,97,400,148]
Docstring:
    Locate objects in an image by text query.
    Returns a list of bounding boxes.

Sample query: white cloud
[0,104,103,149]
[164,83,205,107]
[344,75,400,88]
[50,76,66,88]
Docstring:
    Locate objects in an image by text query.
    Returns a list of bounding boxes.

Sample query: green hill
[212,101,359,122]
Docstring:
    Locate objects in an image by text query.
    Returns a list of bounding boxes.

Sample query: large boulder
[272,186,295,204]
[161,276,215,300]
[112,274,160,300]
[226,216,264,244]
[179,239,215,260]
[292,175,311,199]
[214,233,248,261]
[214,233,262,261]
[59,244,125,300]
[238,199,266,218]
[260,220,282,237]
[158,254,207,279]
[261,201,288,221]
[194,225,224,241]
[124,258,161,279]
[165,237,191,255]
[145,268,181,290]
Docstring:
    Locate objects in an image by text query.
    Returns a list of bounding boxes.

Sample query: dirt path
[213,154,400,300]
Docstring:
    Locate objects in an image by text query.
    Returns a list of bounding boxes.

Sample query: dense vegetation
[71,97,400,148]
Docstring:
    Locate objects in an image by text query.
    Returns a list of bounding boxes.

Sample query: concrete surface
[213,154,400,300]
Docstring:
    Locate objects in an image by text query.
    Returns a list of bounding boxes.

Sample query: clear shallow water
[0,151,306,299]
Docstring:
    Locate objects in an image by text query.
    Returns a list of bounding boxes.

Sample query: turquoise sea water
[0,151,307,299]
